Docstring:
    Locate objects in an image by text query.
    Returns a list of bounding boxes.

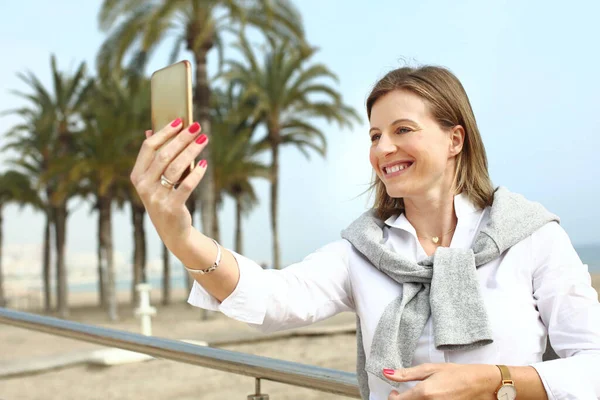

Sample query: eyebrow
[369,118,418,134]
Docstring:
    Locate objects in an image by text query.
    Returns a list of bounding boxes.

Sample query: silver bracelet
[184,239,222,275]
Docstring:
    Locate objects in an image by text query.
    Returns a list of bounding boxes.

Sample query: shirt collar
[384,192,480,232]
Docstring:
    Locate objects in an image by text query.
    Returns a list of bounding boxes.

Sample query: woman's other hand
[384,363,499,400]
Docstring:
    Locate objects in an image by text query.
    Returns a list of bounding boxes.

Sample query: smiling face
[368,89,464,201]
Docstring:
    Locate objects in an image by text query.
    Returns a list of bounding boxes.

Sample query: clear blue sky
[1,0,599,272]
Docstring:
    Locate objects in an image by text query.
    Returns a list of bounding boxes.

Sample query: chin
[385,184,410,199]
[384,178,429,200]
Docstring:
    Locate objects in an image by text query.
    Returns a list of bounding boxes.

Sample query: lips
[381,161,413,177]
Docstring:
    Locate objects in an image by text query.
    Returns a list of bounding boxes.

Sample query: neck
[403,190,458,244]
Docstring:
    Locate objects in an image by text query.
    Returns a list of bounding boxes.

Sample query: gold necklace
[417,226,456,245]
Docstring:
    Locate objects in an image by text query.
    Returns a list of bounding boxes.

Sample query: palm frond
[245,0,306,44]
[169,34,186,64]
[96,4,154,78]
[98,0,148,31]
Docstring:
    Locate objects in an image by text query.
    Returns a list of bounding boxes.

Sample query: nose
[374,132,397,157]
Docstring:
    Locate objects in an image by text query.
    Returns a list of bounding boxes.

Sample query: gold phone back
[151,60,193,135]
[150,60,195,178]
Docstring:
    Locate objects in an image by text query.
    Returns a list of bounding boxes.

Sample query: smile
[382,161,413,178]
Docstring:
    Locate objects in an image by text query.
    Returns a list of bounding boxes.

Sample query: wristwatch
[495,365,517,400]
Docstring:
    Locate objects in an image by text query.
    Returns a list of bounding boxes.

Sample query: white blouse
[188,193,600,400]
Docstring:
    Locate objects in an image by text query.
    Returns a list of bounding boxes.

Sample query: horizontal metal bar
[0,308,360,398]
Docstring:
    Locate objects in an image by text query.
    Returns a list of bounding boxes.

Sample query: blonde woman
[130,66,600,400]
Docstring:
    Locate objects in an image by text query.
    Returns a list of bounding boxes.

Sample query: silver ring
[160,174,176,189]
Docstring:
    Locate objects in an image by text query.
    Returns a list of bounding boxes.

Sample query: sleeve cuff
[186,250,270,325]
[531,358,597,400]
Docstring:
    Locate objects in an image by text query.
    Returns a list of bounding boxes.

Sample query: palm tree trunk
[162,243,170,305]
[131,201,146,306]
[0,204,5,308]
[43,211,52,312]
[97,214,107,309]
[54,204,68,318]
[193,50,215,238]
[234,194,243,254]
[184,194,196,293]
[185,189,206,319]
[99,196,117,321]
[212,199,220,244]
[270,142,282,270]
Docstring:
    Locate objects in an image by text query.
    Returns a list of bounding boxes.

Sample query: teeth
[385,164,408,174]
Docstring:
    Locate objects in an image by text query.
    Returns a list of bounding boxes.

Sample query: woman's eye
[370,133,381,142]
[396,127,411,134]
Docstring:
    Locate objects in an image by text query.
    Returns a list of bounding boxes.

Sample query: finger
[394,386,421,400]
[131,118,184,182]
[162,132,208,185]
[169,159,208,204]
[383,364,441,382]
[145,129,152,139]
[146,121,203,183]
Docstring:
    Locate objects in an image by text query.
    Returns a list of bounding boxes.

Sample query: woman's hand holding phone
[130,118,208,251]
[132,61,240,301]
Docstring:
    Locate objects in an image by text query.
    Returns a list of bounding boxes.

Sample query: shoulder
[301,239,354,265]
[525,220,577,263]
[532,220,570,242]
[529,221,587,280]
[312,239,380,268]
[530,221,576,257]
[313,239,354,254]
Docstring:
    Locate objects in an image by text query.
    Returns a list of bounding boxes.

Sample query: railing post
[247,378,269,400]
[134,283,156,336]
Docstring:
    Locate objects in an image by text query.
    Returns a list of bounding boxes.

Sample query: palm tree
[224,36,360,269]
[100,71,153,307]
[211,88,270,254]
[2,105,59,313]
[55,74,145,321]
[130,191,148,305]
[7,55,93,317]
[161,243,171,305]
[96,0,306,241]
[66,68,154,318]
[0,170,41,307]
[119,76,153,307]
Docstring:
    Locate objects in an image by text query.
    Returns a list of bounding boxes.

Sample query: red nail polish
[199,159,207,168]
[195,134,207,144]
[189,122,201,134]
[383,369,395,375]
[170,118,182,127]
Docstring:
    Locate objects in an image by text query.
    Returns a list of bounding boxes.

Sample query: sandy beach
[1,275,599,399]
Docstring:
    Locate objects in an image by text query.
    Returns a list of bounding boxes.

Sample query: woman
[130,66,600,399]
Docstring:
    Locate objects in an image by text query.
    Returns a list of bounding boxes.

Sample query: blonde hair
[366,66,494,220]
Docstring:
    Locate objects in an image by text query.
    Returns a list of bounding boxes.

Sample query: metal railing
[0,308,360,398]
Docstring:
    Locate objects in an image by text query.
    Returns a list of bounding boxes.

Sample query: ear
[449,125,465,156]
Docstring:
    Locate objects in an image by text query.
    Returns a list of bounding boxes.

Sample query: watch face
[497,385,517,400]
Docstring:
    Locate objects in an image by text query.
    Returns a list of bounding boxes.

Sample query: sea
[575,244,600,273]
[65,244,600,293]
[69,271,189,293]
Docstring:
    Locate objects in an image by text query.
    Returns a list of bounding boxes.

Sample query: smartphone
[150,60,195,182]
